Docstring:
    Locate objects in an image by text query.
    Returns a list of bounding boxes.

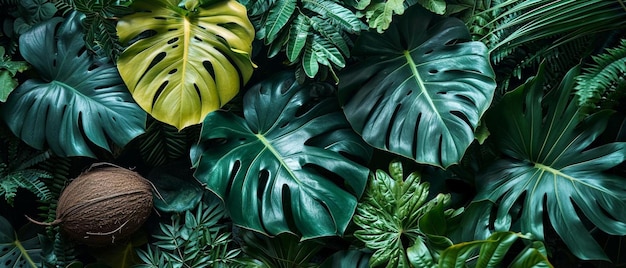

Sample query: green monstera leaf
[353,160,462,268]
[338,4,496,168]
[191,72,372,238]
[117,0,255,130]
[1,13,146,158]
[469,64,626,261]
[0,216,43,268]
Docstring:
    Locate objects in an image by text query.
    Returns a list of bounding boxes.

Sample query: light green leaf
[471,63,626,261]
[339,4,496,168]
[190,72,372,238]
[117,0,255,130]
[357,0,405,32]
[1,13,146,158]
[417,0,446,15]
[0,71,18,102]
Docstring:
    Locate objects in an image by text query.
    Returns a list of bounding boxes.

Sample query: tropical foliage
[1,0,626,267]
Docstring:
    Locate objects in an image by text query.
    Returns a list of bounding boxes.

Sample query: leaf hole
[88,63,100,71]
[127,30,156,45]
[194,36,202,42]
[257,170,269,201]
[450,111,472,129]
[406,90,413,96]
[5,260,12,266]
[193,83,202,103]
[303,163,353,194]
[202,61,215,79]
[386,104,402,149]
[282,185,298,231]
[153,81,169,107]
[412,113,422,158]
[429,69,438,74]
[77,46,87,57]
[167,28,177,31]
[168,69,178,75]
[295,99,320,118]
[146,52,166,73]
[167,37,179,44]
[225,160,240,197]
[424,49,434,55]
[153,16,167,20]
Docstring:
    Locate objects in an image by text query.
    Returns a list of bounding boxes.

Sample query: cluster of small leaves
[9,0,58,35]
[0,128,52,206]
[136,197,244,268]
[0,46,29,102]
[348,0,445,33]
[576,38,626,112]
[57,0,133,60]
[241,0,366,80]
[353,160,463,268]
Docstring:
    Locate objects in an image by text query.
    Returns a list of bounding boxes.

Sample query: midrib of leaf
[13,235,37,268]
[255,133,300,186]
[534,163,616,194]
[404,50,442,126]
[179,17,191,125]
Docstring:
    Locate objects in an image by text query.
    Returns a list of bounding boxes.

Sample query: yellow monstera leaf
[117,0,254,129]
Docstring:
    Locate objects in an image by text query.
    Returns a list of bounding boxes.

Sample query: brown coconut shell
[53,163,153,246]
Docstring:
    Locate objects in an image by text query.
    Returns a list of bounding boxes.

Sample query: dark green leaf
[472,64,626,261]
[191,71,372,238]
[148,162,204,213]
[1,13,146,158]
[0,216,43,268]
[339,5,496,168]
[263,0,296,44]
[286,14,310,62]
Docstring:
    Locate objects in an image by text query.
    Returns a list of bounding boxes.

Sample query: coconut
[34,163,154,246]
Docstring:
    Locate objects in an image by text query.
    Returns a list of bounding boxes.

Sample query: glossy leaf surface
[1,14,146,158]
[191,72,372,238]
[339,5,495,168]
[117,0,255,129]
[436,232,552,268]
[473,64,626,261]
[353,160,459,268]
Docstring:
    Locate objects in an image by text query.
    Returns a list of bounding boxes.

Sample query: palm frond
[576,38,626,112]
[480,0,626,63]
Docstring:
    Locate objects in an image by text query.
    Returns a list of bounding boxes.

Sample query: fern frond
[136,195,244,267]
[576,38,626,112]
[138,118,189,167]
[56,0,132,60]
[38,156,71,231]
[0,169,52,205]
[480,0,626,64]
[42,230,80,268]
[0,127,54,206]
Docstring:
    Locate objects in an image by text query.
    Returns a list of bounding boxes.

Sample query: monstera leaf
[1,13,146,158]
[191,72,372,238]
[117,0,255,129]
[338,4,496,168]
[470,64,626,261]
[0,216,43,268]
